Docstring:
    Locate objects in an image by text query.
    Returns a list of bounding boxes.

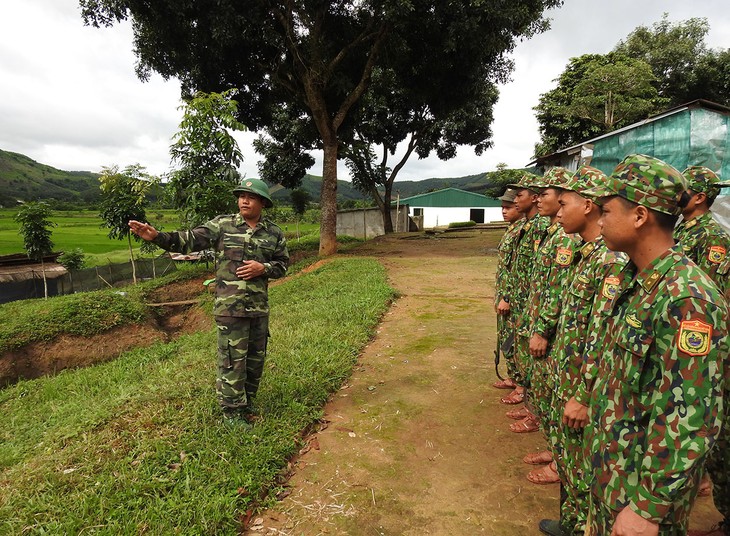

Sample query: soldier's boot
[538,519,569,536]
[222,407,253,429]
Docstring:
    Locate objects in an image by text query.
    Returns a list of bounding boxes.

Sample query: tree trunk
[128,234,137,284]
[382,185,394,234]
[319,140,339,256]
[41,258,48,300]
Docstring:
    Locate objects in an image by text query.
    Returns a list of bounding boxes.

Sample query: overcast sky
[2,1,730,183]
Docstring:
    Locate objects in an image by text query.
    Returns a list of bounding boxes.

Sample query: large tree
[81,0,562,255]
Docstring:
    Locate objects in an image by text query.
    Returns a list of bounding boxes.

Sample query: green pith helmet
[232,178,273,208]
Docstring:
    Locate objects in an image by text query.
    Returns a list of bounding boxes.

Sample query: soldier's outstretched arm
[128,220,159,241]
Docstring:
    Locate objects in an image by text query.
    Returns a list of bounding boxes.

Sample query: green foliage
[483,164,526,198]
[168,90,246,227]
[14,201,56,261]
[289,189,310,217]
[0,258,394,533]
[98,164,158,241]
[448,221,477,228]
[57,248,86,271]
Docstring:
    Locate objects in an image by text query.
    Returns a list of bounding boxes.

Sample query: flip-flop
[506,407,529,420]
[523,450,552,465]
[527,461,560,485]
[510,416,539,433]
[500,390,524,405]
[493,378,517,389]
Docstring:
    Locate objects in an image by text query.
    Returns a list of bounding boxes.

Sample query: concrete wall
[408,206,503,228]
[336,206,412,239]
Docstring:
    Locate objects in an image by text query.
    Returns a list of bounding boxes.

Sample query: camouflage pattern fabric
[584,246,728,530]
[674,211,730,294]
[495,219,525,379]
[216,315,269,410]
[511,212,549,385]
[683,165,722,200]
[548,237,627,534]
[152,213,289,317]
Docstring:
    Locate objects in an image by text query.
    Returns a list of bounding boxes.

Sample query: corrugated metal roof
[397,188,500,207]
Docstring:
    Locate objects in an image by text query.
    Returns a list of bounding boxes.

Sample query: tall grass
[0,258,394,534]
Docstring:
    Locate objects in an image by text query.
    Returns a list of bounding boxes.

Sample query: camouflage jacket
[495,219,525,305]
[584,246,728,523]
[510,213,549,317]
[551,236,627,402]
[152,214,289,317]
[521,222,579,342]
[674,211,730,294]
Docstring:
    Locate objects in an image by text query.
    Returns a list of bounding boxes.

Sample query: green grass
[0,257,394,534]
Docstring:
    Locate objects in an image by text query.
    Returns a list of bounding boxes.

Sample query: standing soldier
[582,155,728,535]
[499,173,548,413]
[494,188,525,391]
[129,178,289,426]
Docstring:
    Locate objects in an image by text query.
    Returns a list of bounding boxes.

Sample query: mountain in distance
[0,148,493,208]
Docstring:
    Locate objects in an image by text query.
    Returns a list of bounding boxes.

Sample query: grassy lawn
[0,257,394,534]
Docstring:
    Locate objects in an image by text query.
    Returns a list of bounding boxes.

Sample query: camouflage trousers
[705,419,729,522]
[215,315,269,411]
[514,332,531,388]
[529,356,553,433]
[587,490,696,535]
[497,313,518,380]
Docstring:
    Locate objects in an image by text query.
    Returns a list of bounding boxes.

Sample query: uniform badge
[601,276,619,299]
[246,181,253,187]
[708,246,726,264]
[577,274,591,285]
[555,247,573,266]
[534,239,540,252]
[678,319,712,356]
[625,313,642,328]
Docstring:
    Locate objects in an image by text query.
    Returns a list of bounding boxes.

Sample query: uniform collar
[680,211,713,229]
[579,235,603,259]
[633,245,682,293]
[235,213,264,229]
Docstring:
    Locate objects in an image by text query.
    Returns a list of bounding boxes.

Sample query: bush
[448,220,477,228]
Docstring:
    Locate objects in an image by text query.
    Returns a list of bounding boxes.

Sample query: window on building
[413,208,423,216]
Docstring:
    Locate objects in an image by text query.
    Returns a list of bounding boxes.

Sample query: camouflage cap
[507,172,545,191]
[539,166,572,190]
[682,166,722,200]
[563,165,608,197]
[497,188,518,203]
[582,154,687,215]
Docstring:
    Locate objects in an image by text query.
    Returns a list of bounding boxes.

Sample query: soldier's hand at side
[529,333,548,357]
[128,220,158,241]
[611,507,658,536]
[237,260,265,280]
[497,299,511,315]
[562,397,589,429]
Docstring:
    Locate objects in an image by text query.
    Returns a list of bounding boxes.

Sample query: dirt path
[249,229,721,535]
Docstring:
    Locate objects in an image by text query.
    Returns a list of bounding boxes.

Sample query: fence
[0,257,179,305]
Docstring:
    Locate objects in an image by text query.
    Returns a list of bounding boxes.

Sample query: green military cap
[564,165,608,197]
[682,166,724,200]
[539,166,572,190]
[582,154,687,216]
[507,172,544,191]
[232,178,274,208]
[497,188,518,203]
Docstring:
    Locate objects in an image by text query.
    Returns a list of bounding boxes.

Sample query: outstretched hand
[128,220,159,241]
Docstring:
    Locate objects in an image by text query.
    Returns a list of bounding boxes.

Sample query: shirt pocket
[614,321,654,394]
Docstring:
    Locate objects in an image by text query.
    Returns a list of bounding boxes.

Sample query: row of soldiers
[492,154,730,536]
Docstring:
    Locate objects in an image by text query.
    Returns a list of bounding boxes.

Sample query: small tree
[15,201,56,299]
[290,189,311,240]
[99,164,158,284]
[58,248,86,292]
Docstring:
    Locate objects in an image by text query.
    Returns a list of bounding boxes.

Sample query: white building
[398,188,502,229]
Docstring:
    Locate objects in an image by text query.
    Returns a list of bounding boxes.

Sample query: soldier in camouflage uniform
[494,188,525,390]
[499,173,549,409]
[674,166,730,295]
[129,178,289,424]
[581,155,728,535]
[537,166,628,536]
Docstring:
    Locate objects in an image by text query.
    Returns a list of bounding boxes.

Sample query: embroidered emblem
[534,239,540,252]
[708,246,726,264]
[555,247,573,266]
[577,274,591,285]
[626,313,642,328]
[246,181,253,187]
[678,320,712,356]
[602,276,619,299]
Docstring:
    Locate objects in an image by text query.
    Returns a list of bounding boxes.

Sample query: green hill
[0,150,101,207]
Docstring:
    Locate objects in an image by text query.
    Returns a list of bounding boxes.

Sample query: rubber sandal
[523,450,552,465]
[500,390,524,405]
[493,378,517,389]
[510,416,539,433]
[527,461,560,485]
[506,407,530,420]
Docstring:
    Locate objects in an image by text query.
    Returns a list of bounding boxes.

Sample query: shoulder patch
[678,320,712,356]
[555,247,573,267]
[601,276,620,299]
[708,245,726,264]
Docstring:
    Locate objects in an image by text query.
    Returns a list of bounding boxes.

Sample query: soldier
[494,188,525,391]
[582,154,728,535]
[499,173,548,412]
[537,166,627,536]
[129,178,289,426]
[674,166,730,295]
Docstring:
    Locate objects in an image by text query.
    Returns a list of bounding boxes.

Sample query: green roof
[396,188,500,207]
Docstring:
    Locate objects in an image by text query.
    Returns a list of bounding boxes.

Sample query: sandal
[500,389,524,405]
[527,461,560,485]
[510,416,539,433]
[493,378,517,390]
[506,407,530,420]
[523,450,552,465]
